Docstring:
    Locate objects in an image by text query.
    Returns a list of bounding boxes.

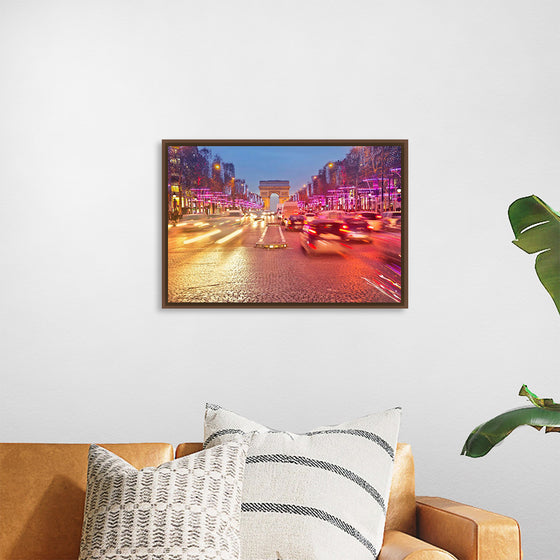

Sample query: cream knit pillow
[204,405,401,560]
[79,441,248,560]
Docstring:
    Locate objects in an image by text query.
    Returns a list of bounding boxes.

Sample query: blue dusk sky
[199,145,353,194]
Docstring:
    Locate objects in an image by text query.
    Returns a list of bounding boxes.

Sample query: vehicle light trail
[361,276,400,302]
[379,274,401,290]
[215,228,244,244]
[183,229,221,244]
[175,221,209,228]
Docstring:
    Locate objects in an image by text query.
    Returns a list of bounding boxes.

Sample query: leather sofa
[0,442,522,560]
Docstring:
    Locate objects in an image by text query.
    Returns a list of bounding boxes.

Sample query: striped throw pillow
[204,405,401,560]
[79,441,249,560]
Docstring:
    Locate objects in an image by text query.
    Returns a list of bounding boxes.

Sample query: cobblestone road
[167,216,402,304]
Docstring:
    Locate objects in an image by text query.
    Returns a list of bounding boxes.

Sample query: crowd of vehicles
[171,204,401,261]
[296,209,401,260]
[277,203,399,228]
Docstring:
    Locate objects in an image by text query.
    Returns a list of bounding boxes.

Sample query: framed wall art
[162,140,407,308]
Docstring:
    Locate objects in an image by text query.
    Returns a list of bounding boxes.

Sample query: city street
[167,215,402,304]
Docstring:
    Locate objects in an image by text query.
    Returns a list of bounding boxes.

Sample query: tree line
[310,145,402,195]
[168,146,235,192]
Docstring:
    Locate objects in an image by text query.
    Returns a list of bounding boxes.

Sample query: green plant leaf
[508,195,560,314]
[461,406,560,458]
[519,384,560,409]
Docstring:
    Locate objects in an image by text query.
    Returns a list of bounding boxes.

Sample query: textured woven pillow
[79,441,248,560]
[204,405,401,560]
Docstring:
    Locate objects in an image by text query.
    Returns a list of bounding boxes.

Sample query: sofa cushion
[204,404,401,560]
[78,441,248,560]
[385,443,416,536]
[0,443,173,560]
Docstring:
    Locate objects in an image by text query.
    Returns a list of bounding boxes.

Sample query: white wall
[1,1,559,558]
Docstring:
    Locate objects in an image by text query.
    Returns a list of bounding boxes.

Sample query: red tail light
[309,243,317,249]
[341,225,349,230]
[368,225,374,230]
[308,228,317,235]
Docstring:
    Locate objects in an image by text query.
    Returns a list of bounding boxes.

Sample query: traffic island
[255,224,287,249]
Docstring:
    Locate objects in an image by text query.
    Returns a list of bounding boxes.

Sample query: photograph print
[163,140,407,307]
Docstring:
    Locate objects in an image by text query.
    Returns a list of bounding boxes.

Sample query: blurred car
[250,211,264,221]
[317,210,349,221]
[176,214,211,231]
[382,211,401,230]
[358,211,384,231]
[303,212,316,224]
[225,209,245,224]
[340,216,372,243]
[300,219,348,256]
[286,214,305,231]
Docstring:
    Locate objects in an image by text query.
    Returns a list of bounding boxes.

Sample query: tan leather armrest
[416,496,522,560]
[379,530,457,560]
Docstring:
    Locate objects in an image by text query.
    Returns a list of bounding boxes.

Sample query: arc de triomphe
[258,180,291,210]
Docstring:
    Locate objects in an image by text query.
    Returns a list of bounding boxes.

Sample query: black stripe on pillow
[247,454,386,512]
[304,429,395,459]
[205,428,394,458]
[241,502,377,557]
[203,429,246,448]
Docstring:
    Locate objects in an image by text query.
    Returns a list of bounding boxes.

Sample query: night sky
[199,145,352,195]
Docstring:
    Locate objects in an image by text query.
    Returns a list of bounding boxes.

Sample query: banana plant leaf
[461,386,560,458]
[519,384,560,409]
[508,195,560,314]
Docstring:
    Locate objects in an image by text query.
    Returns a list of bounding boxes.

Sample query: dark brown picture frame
[162,140,408,308]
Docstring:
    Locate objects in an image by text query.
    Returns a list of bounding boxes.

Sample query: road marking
[255,225,287,248]
[215,228,244,244]
[256,226,268,246]
[183,229,221,244]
